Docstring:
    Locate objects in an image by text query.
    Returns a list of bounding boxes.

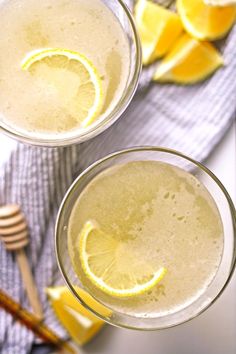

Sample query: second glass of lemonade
[56,147,236,330]
[0,0,141,146]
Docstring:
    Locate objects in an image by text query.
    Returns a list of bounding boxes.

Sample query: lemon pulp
[153,33,223,84]
[135,0,183,65]
[177,0,236,40]
[46,286,111,345]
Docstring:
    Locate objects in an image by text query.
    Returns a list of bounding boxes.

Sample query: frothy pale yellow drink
[68,161,224,317]
[0,0,130,138]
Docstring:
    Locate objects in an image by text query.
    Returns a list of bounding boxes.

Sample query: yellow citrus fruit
[177,0,236,40]
[21,48,103,127]
[134,0,183,65]
[46,286,111,345]
[153,33,223,84]
[79,221,167,298]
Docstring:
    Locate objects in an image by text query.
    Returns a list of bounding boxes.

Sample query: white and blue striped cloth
[0,1,236,352]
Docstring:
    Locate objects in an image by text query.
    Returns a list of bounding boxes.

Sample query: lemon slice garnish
[79,221,167,298]
[153,33,223,84]
[21,48,103,127]
[46,286,111,345]
[177,0,236,41]
[134,0,183,65]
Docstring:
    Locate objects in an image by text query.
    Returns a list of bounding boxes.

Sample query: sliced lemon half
[21,48,103,127]
[79,221,167,298]
[177,0,236,41]
[153,33,223,84]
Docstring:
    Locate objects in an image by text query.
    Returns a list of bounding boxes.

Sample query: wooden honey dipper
[0,204,43,320]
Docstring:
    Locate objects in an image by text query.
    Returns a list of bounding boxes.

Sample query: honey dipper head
[0,205,29,250]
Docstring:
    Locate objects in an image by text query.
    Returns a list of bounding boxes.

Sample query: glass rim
[55,146,236,330]
[0,0,142,147]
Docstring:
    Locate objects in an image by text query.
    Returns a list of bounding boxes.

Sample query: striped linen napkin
[0,1,236,353]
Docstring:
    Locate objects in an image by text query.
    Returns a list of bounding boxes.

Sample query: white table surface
[0,123,235,354]
[79,123,236,354]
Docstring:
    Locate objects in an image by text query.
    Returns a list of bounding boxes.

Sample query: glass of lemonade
[0,0,141,146]
[56,147,236,330]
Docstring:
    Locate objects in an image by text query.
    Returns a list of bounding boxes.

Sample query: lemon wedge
[21,48,103,127]
[134,0,183,65]
[79,221,167,298]
[153,33,223,84]
[177,0,236,40]
[46,286,111,345]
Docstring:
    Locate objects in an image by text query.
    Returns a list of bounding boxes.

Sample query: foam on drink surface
[68,161,224,317]
[0,0,130,137]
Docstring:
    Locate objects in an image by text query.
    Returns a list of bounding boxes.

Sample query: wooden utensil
[0,204,43,320]
[0,289,77,354]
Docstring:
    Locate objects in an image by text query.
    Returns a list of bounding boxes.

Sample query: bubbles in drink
[68,161,224,318]
[0,0,130,137]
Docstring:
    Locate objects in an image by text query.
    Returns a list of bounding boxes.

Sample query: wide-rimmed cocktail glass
[0,0,141,146]
[56,147,236,330]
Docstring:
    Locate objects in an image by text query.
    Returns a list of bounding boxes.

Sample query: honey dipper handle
[16,249,44,320]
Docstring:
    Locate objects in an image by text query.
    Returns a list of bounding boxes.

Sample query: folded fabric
[0,1,236,353]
